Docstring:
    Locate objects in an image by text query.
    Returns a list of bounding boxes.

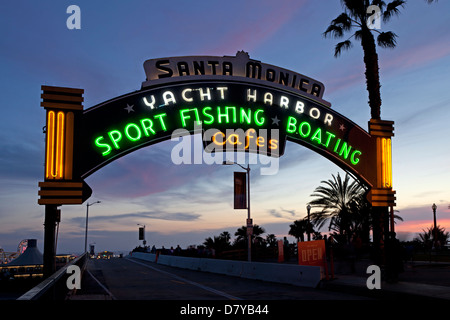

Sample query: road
[73,257,371,301]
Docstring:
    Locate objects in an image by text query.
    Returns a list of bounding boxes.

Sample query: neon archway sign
[38,52,395,207]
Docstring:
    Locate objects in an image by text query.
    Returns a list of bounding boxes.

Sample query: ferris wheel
[17,239,28,254]
[0,240,29,264]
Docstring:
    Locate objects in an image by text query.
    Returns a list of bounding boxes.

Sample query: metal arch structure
[37,52,396,276]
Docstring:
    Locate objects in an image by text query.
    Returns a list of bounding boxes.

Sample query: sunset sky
[0,0,449,255]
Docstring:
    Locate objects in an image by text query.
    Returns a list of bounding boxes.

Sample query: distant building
[96,251,114,259]
[0,239,74,280]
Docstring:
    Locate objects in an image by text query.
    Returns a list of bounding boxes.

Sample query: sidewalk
[321,259,450,300]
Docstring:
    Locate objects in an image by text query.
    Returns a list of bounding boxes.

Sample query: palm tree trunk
[361,27,382,120]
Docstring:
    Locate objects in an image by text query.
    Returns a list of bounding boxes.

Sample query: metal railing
[17,252,88,300]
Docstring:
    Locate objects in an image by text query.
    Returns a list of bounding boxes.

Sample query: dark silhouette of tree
[288,218,313,242]
[324,0,438,119]
[266,234,278,247]
[233,224,266,248]
[308,173,367,241]
[324,0,404,119]
[203,231,232,253]
[415,225,449,249]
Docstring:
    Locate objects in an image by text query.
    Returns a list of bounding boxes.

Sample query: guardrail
[17,253,88,300]
[130,252,322,288]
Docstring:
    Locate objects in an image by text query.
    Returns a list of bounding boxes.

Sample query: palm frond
[371,0,386,11]
[383,0,406,22]
[341,0,367,21]
[377,31,397,48]
[323,24,345,39]
[334,40,353,57]
[331,13,353,31]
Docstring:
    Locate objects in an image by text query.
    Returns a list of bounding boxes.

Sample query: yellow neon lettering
[212,131,226,145]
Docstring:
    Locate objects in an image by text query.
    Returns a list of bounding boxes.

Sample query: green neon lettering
[108,130,122,150]
[125,123,142,141]
[334,138,341,153]
[310,127,322,144]
[226,106,237,123]
[254,109,265,126]
[350,150,362,165]
[323,131,336,148]
[286,116,297,134]
[240,108,252,125]
[202,107,214,125]
[154,113,167,131]
[298,121,311,138]
[140,118,155,136]
[180,109,191,127]
[192,108,201,124]
[339,141,352,159]
[217,106,229,124]
[95,136,112,156]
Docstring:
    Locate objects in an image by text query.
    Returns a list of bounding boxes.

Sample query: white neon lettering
[182,88,193,102]
[216,87,228,99]
[199,88,211,101]
[247,89,257,102]
[295,101,304,114]
[143,95,156,109]
[280,96,289,109]
[163,91,176,105]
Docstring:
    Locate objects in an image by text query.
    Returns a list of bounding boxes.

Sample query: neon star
[339,124,346,131]
[271,116,280,126]
[124,104,134,113]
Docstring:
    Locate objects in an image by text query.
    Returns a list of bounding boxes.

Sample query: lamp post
[306,204,311,241]
[432,203,437,249]
[85,201,101,254]
[223,161,252,262]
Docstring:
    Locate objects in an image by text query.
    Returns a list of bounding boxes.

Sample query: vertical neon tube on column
[46,111,56,179]
[381,138,392,188]
[55,111,65,179]
[64,112,74,180]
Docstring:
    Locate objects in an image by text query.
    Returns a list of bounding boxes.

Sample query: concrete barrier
[130,252,157,262]
[130,252,322,288]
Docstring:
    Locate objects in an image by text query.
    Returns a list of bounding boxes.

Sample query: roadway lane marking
[127,258,242,300]
[86,268,117,300]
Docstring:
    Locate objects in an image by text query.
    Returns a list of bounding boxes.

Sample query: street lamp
[85,201,101,254]
[306,204,311,241]
[432,203,437,249]
[223,161,252,262]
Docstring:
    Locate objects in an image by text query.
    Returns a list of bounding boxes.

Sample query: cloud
[268,207,297,219]
[379,36,450,76]
[69,210,201,227]
[200,0,308,54]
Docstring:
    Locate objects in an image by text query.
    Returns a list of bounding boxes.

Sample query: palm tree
[266,234,278,247]
[415,225,449,249]
[203,231,232,253]
[288,219,313,242]
[324,0,406,120]
[324,0,438,120]
[308,173,369,243]
[233,224,266,248]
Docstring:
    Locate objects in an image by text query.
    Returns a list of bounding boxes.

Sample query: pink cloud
[204,0,308,54]
[319,33,450,100]
[380,37,450,75]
